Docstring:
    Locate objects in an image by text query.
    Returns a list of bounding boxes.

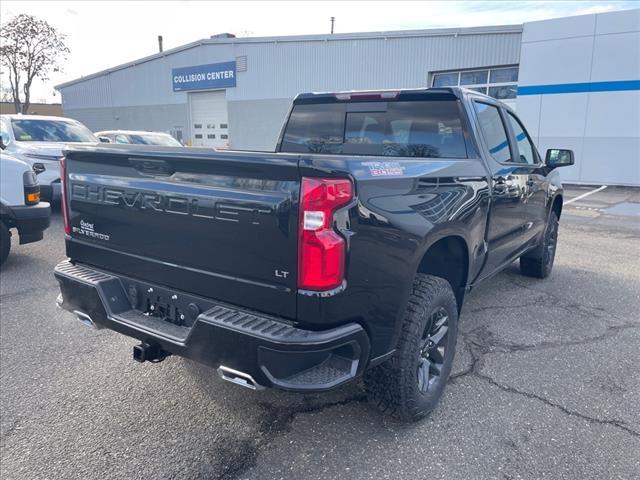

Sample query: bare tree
[0,14,69,113]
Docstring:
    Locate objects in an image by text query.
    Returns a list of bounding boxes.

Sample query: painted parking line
[564,185,608,205]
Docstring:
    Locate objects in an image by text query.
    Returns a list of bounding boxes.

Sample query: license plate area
[143,295,185,326]
[121,279,217,328]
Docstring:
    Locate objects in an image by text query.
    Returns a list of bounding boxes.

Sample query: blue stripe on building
[489,139,509,154]
[518,80,640,96]
[488,132,526,155]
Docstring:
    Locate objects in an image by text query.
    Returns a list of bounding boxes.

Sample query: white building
[56,8,639,186]
[516,9,639,186]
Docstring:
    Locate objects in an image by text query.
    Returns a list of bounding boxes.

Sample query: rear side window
[281,100,467,158]
[473,102,512,163]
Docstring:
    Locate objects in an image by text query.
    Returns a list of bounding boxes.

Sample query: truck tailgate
[63,146,300,320]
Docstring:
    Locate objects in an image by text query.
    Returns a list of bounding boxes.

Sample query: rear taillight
[298,177,353,291]
[60,157,71,235]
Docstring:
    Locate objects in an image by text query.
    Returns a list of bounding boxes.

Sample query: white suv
[0,115,98,202]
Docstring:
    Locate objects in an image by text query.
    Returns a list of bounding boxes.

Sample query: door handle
[494,182,508,194]
[130,158,173,176]
[494,175,508,185]
[493,175,517,197]
[493,176,511,189]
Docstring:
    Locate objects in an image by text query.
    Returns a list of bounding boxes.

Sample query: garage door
[189,90,229,148]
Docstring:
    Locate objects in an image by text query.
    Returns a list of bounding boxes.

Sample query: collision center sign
[172,61,236,91]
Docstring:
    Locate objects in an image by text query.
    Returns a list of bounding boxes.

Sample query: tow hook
[133,342,170,363]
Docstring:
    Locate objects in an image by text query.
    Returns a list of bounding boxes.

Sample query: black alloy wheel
[364,274,458,422]
[520,210,559,279]
[544,215,558,271]
[417,307,449,392]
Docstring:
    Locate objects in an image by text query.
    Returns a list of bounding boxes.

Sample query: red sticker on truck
[362,161,405,177]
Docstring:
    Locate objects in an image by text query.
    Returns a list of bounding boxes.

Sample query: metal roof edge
[55,23,523,90]
[216,23,523,44]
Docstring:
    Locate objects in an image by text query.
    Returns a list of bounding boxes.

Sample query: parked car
[0,152,51,266]
[54,87,574,421]
[95,130,183,147]
[0,115,99,202]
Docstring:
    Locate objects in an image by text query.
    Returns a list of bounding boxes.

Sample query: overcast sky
[1,0,637,102]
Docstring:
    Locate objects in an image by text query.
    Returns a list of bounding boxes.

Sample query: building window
[432,72,458,87]
[460,70,488,86]
[220,134,228,139]
[432,66,519,100]
[194,124,202,129]
[195,134,203,139]
[220,123,228,129]
[207,134,215,139]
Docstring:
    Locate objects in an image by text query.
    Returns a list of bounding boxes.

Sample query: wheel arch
[551,194,563,220]
[416,234,470,312]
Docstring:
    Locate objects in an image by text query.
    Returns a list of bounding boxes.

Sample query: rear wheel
[0,222,11,267]
[364,274,458,422]
[520,211,559,279]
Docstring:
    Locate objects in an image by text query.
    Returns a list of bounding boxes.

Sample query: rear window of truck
[281,100,467,158]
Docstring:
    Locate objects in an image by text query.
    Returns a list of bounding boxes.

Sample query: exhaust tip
[217,366,264,391]
[73,310,102,330]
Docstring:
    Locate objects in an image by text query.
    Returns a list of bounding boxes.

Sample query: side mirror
[98,136,111,143]
[545,149,574,168]
[32,163,46,175]
[0,131,11,149]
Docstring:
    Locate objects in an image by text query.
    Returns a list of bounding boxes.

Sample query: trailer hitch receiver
[133,342,170,363]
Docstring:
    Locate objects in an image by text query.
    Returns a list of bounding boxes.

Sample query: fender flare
[412,223,473,283]
[548,192,564,219]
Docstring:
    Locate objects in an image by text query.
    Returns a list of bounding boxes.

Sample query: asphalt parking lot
[1,186,639,480]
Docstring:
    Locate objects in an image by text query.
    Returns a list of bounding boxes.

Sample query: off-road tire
[520,211,559,279]
[0,222,11,267]
[364,274,458,422]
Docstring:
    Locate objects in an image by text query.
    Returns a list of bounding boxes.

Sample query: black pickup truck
[55,87,574,421]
